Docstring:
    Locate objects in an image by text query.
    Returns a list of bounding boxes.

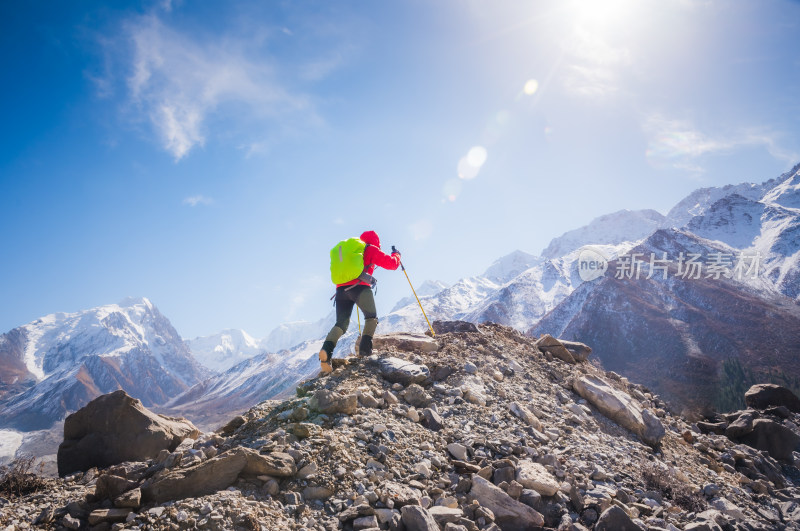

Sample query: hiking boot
[319,349,333,374]
[358,335,373,357]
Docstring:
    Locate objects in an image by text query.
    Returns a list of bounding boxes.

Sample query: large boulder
[558,339,593,362]
[57,390,199,476]
[744,384,800,413]
[572,376,665,446]
[736,418,800,461]
[535,335,575,364]
[469,475,544,530]
[373,333,439,353]
[376,357,431,386]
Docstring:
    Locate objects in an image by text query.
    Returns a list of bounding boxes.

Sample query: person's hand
[391,245,401,257]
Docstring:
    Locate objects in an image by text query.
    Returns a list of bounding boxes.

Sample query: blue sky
[1,0,799,339]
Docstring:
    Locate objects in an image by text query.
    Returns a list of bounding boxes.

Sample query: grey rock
[432,320,480,334]
[509,401,542,432]
[516,461,559,496]
[309,389,358,415]
[401,505,441,531]
[378,357,432,386]
[447,442,469,461]
[88,508,132,525]
[572,375,665,446]
[594,505,641,531]
[724,411,756,439]
[421,408,444,431]
[469,475,544,530]
[403,384,432,407]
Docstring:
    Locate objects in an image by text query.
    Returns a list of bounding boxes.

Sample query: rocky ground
[1,322,799,531]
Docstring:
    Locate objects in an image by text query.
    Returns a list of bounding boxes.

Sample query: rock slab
[373,333,439,353]
[377,357,431,386]
[572,375,665,446]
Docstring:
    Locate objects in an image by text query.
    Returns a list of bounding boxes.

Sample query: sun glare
[570,0,635,28]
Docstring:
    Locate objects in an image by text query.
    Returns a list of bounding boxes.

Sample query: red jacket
[337,230,401,287]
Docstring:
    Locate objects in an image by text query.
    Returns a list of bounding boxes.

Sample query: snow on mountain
[662,166,795,229]
[381,276,500,334]
[761,163,800,210]
[481,251,542,284]
[0,298,209,431]
[185,329,266,373]
[541,209,665,259]
[262,315,331,353]
[530,228,800,411]
[164,340,322,430]
[390,280,449,313]
[465,243,637,329]
[674,164,800,300]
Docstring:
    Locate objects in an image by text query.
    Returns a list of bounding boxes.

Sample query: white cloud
[183,195,213,207]
[116,13,315,160]
[643,113,798,172]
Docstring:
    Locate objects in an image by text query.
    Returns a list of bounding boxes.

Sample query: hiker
[319,230,401,373]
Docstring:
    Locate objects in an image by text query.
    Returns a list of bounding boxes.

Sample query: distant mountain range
[0,298,209,431]
[1,163,799,439]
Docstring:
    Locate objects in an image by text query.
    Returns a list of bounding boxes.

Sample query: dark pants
[321,285,378,357]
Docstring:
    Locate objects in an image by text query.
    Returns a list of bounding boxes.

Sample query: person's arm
[367,246,401,271]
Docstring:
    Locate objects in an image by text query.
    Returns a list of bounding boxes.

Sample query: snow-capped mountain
[390,280,450,313]
[262,315,331,353]
[0,298,209,431]
[541,209,665,259]
[162,340,322,430]
[530,227,800,411]
[185,329,266,374]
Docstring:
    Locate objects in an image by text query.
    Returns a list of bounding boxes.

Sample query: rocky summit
[2,323,799,531]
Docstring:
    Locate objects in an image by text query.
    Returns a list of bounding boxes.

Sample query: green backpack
[330,237,369,284]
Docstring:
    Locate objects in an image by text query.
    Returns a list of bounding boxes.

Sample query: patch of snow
[0,429,23,464]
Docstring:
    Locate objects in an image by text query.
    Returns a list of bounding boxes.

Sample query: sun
[569,0,637,29]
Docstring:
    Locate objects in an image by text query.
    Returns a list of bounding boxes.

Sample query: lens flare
[442,179,462,201]
[467,146,488,167]
[524,79,539,95]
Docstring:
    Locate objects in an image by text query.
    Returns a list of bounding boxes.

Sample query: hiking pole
[393,246,435,337]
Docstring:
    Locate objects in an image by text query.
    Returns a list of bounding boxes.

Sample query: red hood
[360,230,381,248]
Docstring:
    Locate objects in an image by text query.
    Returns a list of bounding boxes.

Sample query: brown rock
[309,389,358,415]
[373,332,439,353]
[141,448,248,503]
[745,384,800,413]
[95,474,137,501]
[240,447,297,477]
[57,390,199,476]
[535,335,576,364]
[114,488,141,509]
